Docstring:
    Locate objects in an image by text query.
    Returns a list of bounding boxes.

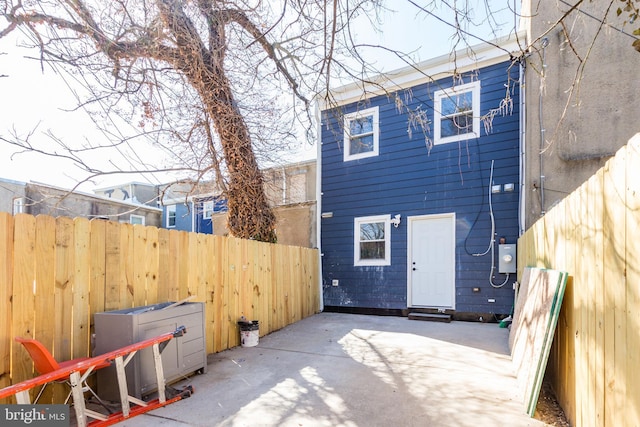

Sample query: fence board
[0,213,13,399]
[132,224,147,307]
[12,214,36,386]
[34,215,56,355]
[54,216,74,362]
[220,235,231,351]
[90,220,107,325]
[120,223,134,308]
[187,232,199,299]
[177,231,189,301]
[228,237,241,348]
[203,235,216,354]
[604,149,627,427]
[625,141,640,427]
[145,226,159,305]
[157,228,170,303]
[104,221,121,312]
[72,218,91,359]
[591,172,605,427]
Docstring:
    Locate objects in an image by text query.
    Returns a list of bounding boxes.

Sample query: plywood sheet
[510,266,568,416]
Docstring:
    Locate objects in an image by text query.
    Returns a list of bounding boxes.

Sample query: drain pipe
[315,100,324,312]
[518,58,526,236]
[538,37,549,216]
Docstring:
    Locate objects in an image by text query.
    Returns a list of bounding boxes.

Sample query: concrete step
[408,312,452,323]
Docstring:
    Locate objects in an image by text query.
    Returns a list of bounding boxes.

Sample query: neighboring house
[0,178,162,225]
[93,182,160,207]
[520,0,640,227]
[160,160,317,248]
[319,36,523,318]
[161,180,227,234]
[0,178,27,215]
[263,160,317,248]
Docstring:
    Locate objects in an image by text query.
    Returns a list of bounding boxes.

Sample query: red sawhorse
[0,326,194,427]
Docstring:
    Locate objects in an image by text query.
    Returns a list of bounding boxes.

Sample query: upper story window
[130,214,145,225]
[12,197,24,214]
[203,201,214,219]
[166,204,176,228]
[343,107,379,161]
[434,81,480,145]
[354,215,391,266]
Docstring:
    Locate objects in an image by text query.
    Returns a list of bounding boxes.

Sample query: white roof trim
[321,32,526,109]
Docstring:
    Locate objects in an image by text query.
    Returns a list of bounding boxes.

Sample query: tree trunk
[195,71,277,242]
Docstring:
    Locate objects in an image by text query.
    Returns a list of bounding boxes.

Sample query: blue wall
[320,61,521,315]
[162,202,193,231]
[162,197,228,234]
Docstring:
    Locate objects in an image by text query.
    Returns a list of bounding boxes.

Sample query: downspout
[519,59,527,236]
[191,200,195,232]
[315,100,324,312]
[281,167,287,204]
[539,37,549,216]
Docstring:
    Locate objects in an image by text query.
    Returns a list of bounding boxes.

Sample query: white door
[409,214,455,308]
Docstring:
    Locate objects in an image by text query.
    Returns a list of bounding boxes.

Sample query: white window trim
[434,81,480,145]
[343,106,379,162]
[354,214,391,266]
[203,200,214,219]
[130,214,145,225]
[166,204,177,228]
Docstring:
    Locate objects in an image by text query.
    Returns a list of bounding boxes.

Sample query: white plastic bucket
[240,329,259,347]
[238,320,259,347]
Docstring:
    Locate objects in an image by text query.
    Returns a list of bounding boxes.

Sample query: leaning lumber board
[510,266,568,416]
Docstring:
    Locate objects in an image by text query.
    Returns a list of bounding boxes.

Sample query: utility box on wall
[94,301,207,401]
[498,244,517,274]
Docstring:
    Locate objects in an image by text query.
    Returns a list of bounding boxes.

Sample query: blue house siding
[178,203,195,230]
[195,196,227,234]
[321,60,521,316]
[162,197,228,234]
[162,202,194,231]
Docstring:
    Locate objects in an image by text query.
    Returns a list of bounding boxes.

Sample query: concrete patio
[115,312,546,427]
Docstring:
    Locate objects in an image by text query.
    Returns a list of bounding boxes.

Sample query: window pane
[350,135,374,155]
[349,116,373,135]
[440,112,473,138]
[456,92,473,112]
[360,222,385,241]
[360,241,385,260]
[441,91,472,115]
[441,97,457,116]
[203,201,214,219]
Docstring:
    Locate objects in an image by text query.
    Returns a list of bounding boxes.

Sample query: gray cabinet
[94,302,207,401]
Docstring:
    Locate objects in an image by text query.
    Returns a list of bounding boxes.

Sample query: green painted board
[509,267,569,417]
[526,271,568,416]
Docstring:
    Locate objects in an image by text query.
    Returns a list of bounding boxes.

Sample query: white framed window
[12,197,24,214]
[166,204,177,228]
[354,215,391,266]
[130,214,145,225]
[343,107,379,161]
[203,201,214,219]
[434,81,480,145]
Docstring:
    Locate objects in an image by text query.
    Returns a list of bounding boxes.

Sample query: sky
[0,1,518,192]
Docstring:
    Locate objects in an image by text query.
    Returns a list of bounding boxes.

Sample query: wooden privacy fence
[517,134,640,427]
[0,212,320,402]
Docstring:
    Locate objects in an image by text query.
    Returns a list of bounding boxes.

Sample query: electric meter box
[498,244,517,274]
